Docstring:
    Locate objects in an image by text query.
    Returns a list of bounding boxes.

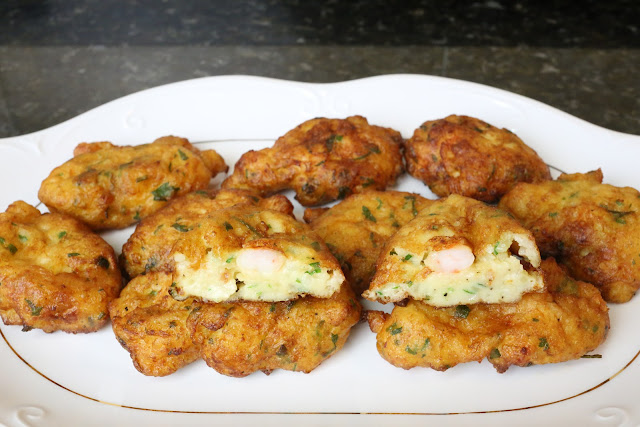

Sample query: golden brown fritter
[367,258,609,373]
[109,272,201,377]
[405,115,550,202]
[38,136,228,230]
[499,169,640,303]
[363,195,544,306]
[169,205,344,302]
[121,188,294,278]
[188,283,361,377]
[304,191,433,295]
[222,116,404,206]
[0,201,122,333]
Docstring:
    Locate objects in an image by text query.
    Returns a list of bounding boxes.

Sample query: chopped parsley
[539,337,550,351]
[489,348,501,359]
[178,149,189,160]
[362,206,377,222]
[306,262,322,275]
[171,222,192,232]
[387,323,403,335]
[25,299,43,316]
[454,305,470,319]
[67,252,80,257]
[151,182,179,201]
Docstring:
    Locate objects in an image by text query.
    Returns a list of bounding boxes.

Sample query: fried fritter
[405,115,550,202]
[121,188,294,278]
[499,169,640,303]
[0,201,121,333]
[304,191,433,295]
[367,258,609,373]
[38,136,228,230]
[109,272,201,377]
[169,205,344,302]
[222,116,404,206]
[363,195,544,306]
[188,282,361,377]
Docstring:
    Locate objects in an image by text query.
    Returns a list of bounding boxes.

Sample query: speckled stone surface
[1,1,639,137]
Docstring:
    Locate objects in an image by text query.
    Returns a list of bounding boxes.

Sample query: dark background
[1,0,639,136]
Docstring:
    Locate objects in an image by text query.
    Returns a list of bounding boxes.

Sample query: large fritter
[363,195,544,306]
[405,115,550,202]
[109,272,201,376]
[499,169,640,303]
[170,205,344,302]
[0,201,121,333]
[188,282,361,377]
[304,191,433,295]
[121,188,293,278]
[222,116,404,206]
[367,258,609,373]
[38,136,228,230]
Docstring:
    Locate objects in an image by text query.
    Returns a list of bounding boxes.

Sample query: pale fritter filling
[173,246,344,302]
[364,232,542,306]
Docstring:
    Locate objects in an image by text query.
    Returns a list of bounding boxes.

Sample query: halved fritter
[405,115,550,202]
[367,258,609,373]
[170,205,344,302]
[109,272,201,377]
[188,282,361,377]
[121,188,294,278]
[304,191,433,295]
[0,201,122,333]
[222,115,404,206]
[499,169,640,303]
[363,195,544,306]
[38,136,228,230]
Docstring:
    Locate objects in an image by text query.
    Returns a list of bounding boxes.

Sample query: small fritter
[38,136,228,230]
[304,191,433,295]
[499,169,640,303]
[405,115,550,202]
[170,205,344,302]
[188,282,361,377]
[109,272,201,377]
[367,258,609,373]
[0,201,121,333]
[363,195,544,306]
[222,116,404,206]
[121,188,294,278]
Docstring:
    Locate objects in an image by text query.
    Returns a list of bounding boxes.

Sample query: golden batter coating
[405,115,550,202]
[0,201,122,333]
[499,169,640,303]
[121,188,294,278]
[109,272,201,377]
[367,258,609,373]
[188,283,361,377]
[363,195,544,306]
[169,205,344,302]
[304,191,433,295]
[38,136,228,230]
[222,116,404,206]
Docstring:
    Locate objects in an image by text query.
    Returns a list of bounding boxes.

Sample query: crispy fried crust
[0,201,122,333]
[38,136,228,230]
[188,283,361,377]
[109,272,201,377]
[222,116,404,206]
[305,191,433,295]
[363,194,543,305]
[367,258,609,373]
[121,188,294,278]
[499,169,640,303]
[405,115,550,202]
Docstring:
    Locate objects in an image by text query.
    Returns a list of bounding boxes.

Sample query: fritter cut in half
[0,201,122,333]
[499,169,640,303]
[363,195,544,306]
[405,115,550,202]
[304,191,433,295]
[367,258,609,373]
[39,136,227,230]
[170,205,344,302]
[222,115,404,206]
[122,188,293,278]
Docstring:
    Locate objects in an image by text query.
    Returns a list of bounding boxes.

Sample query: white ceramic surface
[0,75,639,426]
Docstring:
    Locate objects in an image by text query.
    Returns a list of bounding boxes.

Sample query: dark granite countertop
[1,0,639,137]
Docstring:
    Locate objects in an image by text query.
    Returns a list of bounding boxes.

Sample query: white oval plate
[0,75,639,427]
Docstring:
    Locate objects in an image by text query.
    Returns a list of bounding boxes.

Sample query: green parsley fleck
[58,231,67,239]
[67,252,80,257]
[151,182,179,201]
[489,348,501,359]
[306,262,322,275]
[362,206,377,222]
[454,305,471,319]
[25,299,43,316]
[539,337,550,351]
[171,222,192,232]
[387,323,403,335]
[178,149,189,160]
